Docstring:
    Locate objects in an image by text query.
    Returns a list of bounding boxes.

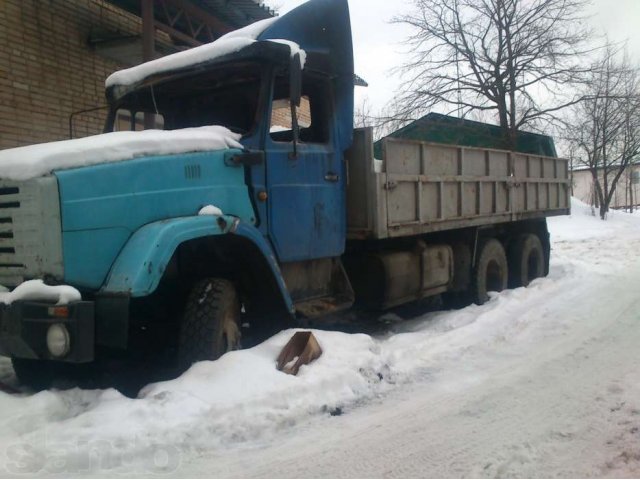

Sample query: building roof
[107,0,275,43]
[196,0,275,27]
[572,162,640,173]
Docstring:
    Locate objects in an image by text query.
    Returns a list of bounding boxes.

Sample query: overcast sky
[263,0,640,114]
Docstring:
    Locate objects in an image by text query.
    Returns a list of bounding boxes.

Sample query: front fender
[101,215,294,314]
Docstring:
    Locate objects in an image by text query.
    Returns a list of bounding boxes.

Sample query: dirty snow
[198,205,224,216]
[1,198,640,477]
[106,15,305,91]
[0,280,81,305]
[0,126,241,181]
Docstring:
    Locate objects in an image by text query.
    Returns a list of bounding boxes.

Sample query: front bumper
[0,301,94,362]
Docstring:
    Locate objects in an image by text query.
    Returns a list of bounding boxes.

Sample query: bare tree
[565,46,640,219]
[390,0,593,148]
[354,95,405,141]
[354,96,374,129]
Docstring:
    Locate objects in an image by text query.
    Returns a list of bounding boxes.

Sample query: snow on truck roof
[0,126,242,181]
[105,16,306,100]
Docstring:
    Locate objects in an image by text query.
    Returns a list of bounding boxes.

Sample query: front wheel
[12,358,54,390]
[178,278,242,369]
[472,238,508,305]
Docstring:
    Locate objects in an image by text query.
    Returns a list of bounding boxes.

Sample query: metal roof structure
[106,0,275,47]
[197,0,275,28]
[91,0,276,68]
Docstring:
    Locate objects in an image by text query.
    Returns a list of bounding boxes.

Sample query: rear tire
[178,278,242,369]
[508,234,545,288]
[473,238,508,305]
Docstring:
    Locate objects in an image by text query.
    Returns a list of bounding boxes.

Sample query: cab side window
[269,73,331,144]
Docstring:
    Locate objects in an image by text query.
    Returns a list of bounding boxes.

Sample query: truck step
[294,295,353,319]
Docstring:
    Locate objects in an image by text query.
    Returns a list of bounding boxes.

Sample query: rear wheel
[508,234,545,288]
[473,238,508,305]
[178,278,242,369]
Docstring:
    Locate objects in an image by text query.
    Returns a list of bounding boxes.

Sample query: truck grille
[0,185,25,286]
[0,177,63,288]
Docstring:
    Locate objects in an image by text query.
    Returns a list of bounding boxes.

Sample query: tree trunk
[599,203,608,220]
[592,173,606,219]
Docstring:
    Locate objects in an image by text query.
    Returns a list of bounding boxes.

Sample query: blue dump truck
[0,0,569,387]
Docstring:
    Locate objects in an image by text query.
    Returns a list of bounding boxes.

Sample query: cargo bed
[346,128,571,240]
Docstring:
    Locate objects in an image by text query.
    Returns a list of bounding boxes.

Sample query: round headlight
[46,323,71,358]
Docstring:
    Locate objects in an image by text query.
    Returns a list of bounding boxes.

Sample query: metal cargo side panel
[424,146,458,221]
[385,140,420,225]
[512,153,570,213]
[383,139,515,233]
[380,138,571,237]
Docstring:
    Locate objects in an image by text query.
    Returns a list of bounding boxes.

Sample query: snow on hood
[0,126,242,181]
[105,17,306,91]
[198,205,224,216]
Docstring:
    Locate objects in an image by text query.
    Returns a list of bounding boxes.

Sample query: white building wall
[572,165,640,209]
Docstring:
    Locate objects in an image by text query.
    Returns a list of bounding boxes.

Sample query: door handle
[324,172,340,183]
[224,150,264,167]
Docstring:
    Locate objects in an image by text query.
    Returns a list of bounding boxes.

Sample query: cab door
[264,72,345,263]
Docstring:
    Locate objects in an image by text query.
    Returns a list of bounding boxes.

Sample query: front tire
[473,238,508,305]
[12,358,53,390]
[178,278,242,369]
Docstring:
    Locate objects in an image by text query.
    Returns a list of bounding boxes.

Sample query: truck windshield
[111,62,262,135]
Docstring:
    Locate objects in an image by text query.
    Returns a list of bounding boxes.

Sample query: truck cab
[0,0,358,383]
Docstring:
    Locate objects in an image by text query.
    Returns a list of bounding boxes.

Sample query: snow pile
[0,280,81,305]
[1,197,640,476]
[0,126,242,181]
[198,205,223,216]
[548,196,640,242]
[106,16,306,91]
[0,330,385,474]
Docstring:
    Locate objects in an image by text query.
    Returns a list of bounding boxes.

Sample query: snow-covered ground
[1,198,640,477]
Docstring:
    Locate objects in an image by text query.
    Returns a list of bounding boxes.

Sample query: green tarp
[373,113,558,159]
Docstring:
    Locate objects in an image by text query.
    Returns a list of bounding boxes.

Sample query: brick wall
[271,97,312,130]
[0,0,148,149]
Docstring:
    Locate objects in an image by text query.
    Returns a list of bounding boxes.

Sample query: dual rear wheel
[472,234,545,305]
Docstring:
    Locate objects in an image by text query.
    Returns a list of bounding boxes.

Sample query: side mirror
[289,52,302,159]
